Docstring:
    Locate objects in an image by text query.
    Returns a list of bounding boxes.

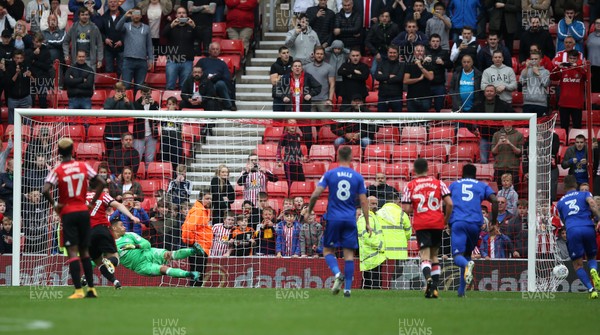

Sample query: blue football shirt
[318,166,366,221]
[449,178,495,225]
[556,190,595,230]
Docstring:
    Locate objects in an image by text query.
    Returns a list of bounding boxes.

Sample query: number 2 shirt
[402,176,450,230]
[318,166,366,222]
[45,160,97,216]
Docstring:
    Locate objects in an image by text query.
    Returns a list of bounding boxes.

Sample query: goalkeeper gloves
[121,244,137,250]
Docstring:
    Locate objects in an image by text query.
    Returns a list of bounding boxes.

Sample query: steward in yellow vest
[376,201,412,260]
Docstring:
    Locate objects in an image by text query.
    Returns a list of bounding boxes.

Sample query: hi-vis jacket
[376,203,412,260]
[357,211,386,271]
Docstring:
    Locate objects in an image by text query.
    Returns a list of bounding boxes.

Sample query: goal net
[6,109,563,292]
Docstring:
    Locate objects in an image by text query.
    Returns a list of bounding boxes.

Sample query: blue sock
[588,259,598,271]
[454,255,468,268]
[325,254,340,276]
[344,260,354,291]
[576,267,593,290]
[458,267,466,296]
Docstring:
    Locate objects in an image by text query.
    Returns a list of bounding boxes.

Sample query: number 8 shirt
[402,176,450,230]
[45,161,97,216]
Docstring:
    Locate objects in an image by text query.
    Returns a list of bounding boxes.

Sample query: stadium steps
[262,32,288,41]
[236,92,272,101]
[246,66,272,76]
[239,75,271,85]
[246,58,276,67]
[258,40,285,50]
[236,84,272,94]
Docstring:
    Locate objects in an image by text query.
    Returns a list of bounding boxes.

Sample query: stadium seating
[87,124,106,142]
[400,126,427,143]
[263,127,284,143]
[357,162,384,178]
[303,161,327,179]
[212,22,227,38]
[568,128,587,144]
[135,89,162,103]
[154,55,167,72]
[309,144,335,161]
[181,123,201,142]
[554,128,566,145]
[450,142,480,162]
[338,145,361,161]
[161,91,182,107]
[385,162,410,180]
[375,127,400,143]
[91,90,108,107]
[74,142,105,160]
[363,144,391,162]
[391,144,419,161]
[428,126,455,144]
[313,198,328,215]
[255,143,279,161]
[317,126,337,144]
[95,73,119,89]
[420,144,448,163]
[139,179,168,195]
[59,124,86,142]
[289,181,315,197]
[147,162,174,179]
[456,127,479,143]
[145,73,167,89]
[136,163,146,179]
[440,162,464,180]
[267,181,289,197]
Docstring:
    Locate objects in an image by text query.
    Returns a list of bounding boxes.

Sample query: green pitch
[0,287,597,335]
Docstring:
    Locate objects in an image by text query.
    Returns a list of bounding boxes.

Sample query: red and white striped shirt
[402,176,450,230]
[241,171,270,206]
[211,224,232,257]
[283,224,294,256]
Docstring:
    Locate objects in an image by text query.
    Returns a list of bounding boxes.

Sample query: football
[552,264,569,280]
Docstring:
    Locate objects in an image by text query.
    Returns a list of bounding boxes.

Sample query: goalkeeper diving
[111,219,206,281]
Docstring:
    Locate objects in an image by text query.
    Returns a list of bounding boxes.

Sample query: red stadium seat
[136,162,146,179]
[87,124,106,142]
[230,198,245,213]
[59,124,86,142]
[338,145,361,161]
[313,198,328,215]
[363,144,391,162]
[317,126,337,144]
[263,127,284,143]
[145,73,167,89]
[181,123,201,142]
[213,22,228,39]
[472,163,495,181]
[440,162,464,180]
[457,127,479,143]
[420,144,448,163]
[375,127,400,143]
[303,161,327,179]
[554,128,567,145]
[309,144,335,161]
[267,198,282,213]
[54,89,69,107]
[255,143,278,161]
[449,142,480,162]
[408,239,419,257]
[548,23,557,37]
[141,196,157,211]
[514,127,529,139]
[401,126,427,143]
[91,90,107,107]
[220,39,244,57]
[267,181,289,197]
[391,144,419,161]
[357,162,384,178]
[429,127,456,144]
[385,162,410,180]
[4,125,29,141]
[95,73,119,89]
[289,181,315,197]
[557,145,568,162]
[263,161,286,179]
[147,162,173,179]
[154,55,167,72]
[139,179,168,195]
[218,55,236,75]
[75,142,105,160]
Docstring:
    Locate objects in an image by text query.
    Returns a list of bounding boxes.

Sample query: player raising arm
[306,146,372,298]
[111,220,205,282]
[448,164,498,297]
[42,138,106,299]
[556,175,600,299]
[402,158,452,299]
[83,177,141,289]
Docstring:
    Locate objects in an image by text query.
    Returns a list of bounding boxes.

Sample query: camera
[561,62,571,67]
[179,17,189,23]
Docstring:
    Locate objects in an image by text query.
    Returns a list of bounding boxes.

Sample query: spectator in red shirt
[225,0,257,55]
[552,49,586,133]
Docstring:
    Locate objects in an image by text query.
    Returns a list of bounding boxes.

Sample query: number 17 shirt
[402,176,450,230]
[45,160,97,216]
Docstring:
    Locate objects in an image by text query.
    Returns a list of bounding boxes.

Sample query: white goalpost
[9,109,557,292]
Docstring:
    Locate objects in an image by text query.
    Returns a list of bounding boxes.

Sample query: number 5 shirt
[402,176,450,230]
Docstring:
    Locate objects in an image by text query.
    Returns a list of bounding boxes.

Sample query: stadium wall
[0,256,589,292]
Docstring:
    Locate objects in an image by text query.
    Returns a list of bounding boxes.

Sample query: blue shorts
[323,220,358,250]
[450,221,481,256]
[566,226,598,261]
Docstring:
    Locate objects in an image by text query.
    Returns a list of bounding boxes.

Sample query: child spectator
[579,182,590,192]
[0,216,12,254]
[293,196,304,214]
[212,211,235,257]
[231,215,255,256]
[257,191,270,211]
[277,197,294,221]
[299,207,322,257]
[146,200,169,247]
[497,173,518,214]
[256,206,276,255]
[275,209,301,258]
[167,164,192,205]
[276,120,306,185]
